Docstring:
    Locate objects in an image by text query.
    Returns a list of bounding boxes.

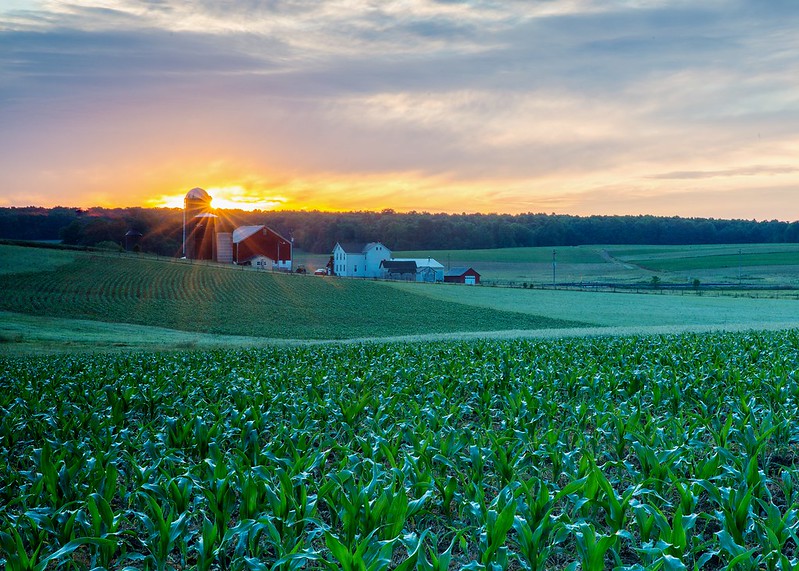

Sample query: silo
[186,213,218,261]
[182,188,215,259]
[125,229,143,252]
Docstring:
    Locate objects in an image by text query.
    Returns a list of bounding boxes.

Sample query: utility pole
[738,248,742,284]
[552,249,557,287]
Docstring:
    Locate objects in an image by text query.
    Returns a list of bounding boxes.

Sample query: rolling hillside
[0,245,583,340]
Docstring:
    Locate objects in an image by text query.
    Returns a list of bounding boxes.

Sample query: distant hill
[1,206,798,255]
[0,245,583,339]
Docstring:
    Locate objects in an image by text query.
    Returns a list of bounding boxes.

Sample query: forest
[2,206,799,256]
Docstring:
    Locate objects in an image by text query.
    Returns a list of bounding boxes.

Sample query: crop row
[2,330,799,569]
[0,256,579,339]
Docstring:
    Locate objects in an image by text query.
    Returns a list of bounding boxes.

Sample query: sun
[205,186,286,211]
[147,186,288,211]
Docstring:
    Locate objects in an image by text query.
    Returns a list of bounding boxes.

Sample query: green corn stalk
[636,503,697,566]
[170,475,195,514]
[193,416,212,458]
[322,528,392,571]
[432,472,458,517]
[23,505,81,549]
[238,515,313,569]
[201,458,236,540]
[568,522,623,571]
[368,481,409,541]
[488,435,519,488]
[34,441,60,509]
[465,485,517,571]
[631,501,658,548]
[696,481,754,547]
[0,523,115,571]
[753,499,799,571]
[513,477,585,571]
[239,470,268,521]
[134,490,190,571]
[715,529,757,570]
[668,471,698,517]
[592,464,638,533]
[84,493,124,567]
[469,445,486,486]
[195,515,222,571]
[164,416,193,450]
[418,532,460,571]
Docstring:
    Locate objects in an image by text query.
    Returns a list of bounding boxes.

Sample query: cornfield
[2,330,798,569]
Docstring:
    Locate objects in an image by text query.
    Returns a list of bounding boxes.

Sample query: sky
[1,1,798,220]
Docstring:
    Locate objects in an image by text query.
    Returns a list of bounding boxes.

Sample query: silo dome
[185,187,211,201]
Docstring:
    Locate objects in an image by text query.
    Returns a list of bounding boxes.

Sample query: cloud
[649,166,799,180]
[1,0,799,218]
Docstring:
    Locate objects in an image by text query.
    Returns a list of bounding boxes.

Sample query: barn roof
[445,266,479,277]
[232,225,264,243]
[234,225,292,244]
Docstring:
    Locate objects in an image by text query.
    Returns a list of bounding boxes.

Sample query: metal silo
[182,188,216,260]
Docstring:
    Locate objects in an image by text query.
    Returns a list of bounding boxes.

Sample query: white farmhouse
[332,242,391,278]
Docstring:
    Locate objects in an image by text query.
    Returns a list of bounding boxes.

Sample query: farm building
[124,230,142,252]
[185,212,220,261]
[390,258,445,282]
[444,267,481,285]
[233,225,292,271]
[183,187,216,260]
[180,188,291,269]
[332,242,391,277]
[380,259,417,280]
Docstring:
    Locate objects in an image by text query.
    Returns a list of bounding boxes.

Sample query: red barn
[233,225,292,271]
[444,267,481,285]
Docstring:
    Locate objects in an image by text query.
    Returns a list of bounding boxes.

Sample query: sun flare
[147,186,288,212]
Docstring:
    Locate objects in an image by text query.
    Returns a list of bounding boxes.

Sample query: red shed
[233,225,292,271]
[444,267,481,285]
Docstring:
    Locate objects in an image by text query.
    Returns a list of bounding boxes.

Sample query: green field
[393,244,799,286]
[0,243,78,275]
[3,243,799,569]
[3,243,799,354]
[3,331,799,569]
[0,245,583,347]
[388,281,799,330]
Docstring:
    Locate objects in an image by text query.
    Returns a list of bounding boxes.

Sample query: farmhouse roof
[336,242,366,253]
[336,241,387,254]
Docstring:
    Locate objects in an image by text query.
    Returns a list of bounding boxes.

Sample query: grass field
[393,244,799,286]
[388,281,799,329]
[0,243,78,275]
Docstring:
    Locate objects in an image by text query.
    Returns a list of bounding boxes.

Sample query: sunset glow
[2,1,799,220]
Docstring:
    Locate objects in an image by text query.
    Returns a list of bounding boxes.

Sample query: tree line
[2,206,798,255]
